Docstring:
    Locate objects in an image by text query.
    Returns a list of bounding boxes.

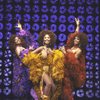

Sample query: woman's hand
[75,18,80,26]
[59,46,66,54]
[15,20,22,30]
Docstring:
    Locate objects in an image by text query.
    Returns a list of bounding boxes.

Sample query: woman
[38,30,64,100]
[60,18,88,100]
[11,21,38,100]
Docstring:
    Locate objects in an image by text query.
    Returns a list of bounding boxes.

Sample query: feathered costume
[12,30,37,99]
[63,32,86,100]
[20,49,64,100]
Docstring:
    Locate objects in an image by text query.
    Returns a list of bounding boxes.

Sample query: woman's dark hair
[38,30,56,49]
[9,34,26,53]
[67,32,88,53]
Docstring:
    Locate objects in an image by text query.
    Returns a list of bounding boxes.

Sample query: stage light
[6,23,12,31]
[50,6,57,14]
[95,71,99,79]
[32,23,39,31]
[86,90,94,98]
[50,0,58,4]
[14,0,21,3]
[95,7,99,14]
[41,14,48,22]
[4,59,12,67]
[86,25,94,33]
[50,15,57,23]
[76,89,84,97]
[15,5,21,13]
[87,0,94,5]
[50,24,57,32]
[68,0,75,4]
[0,32,3,39]
[41,5,48,13]
[85,80,94,89]
[32,14,40,22]
[4,68,12,77]
[6,4,13,12]
[5,13,12,22]
[95,16,99,24]
[32,0,39,4]
[32,5,39,13]
[3,87,11,95]
[68,6,76,14]
[86,71,93,79]
[0,50,3,57]
[33,32,39,40]
[77,0,85,5]
[86,43,94,51]
[68,15,75,23]
[95,90,100,98]
[86,62,93,70]
[0,41,2,49]
[41,23,48,30]
[23,5,31,13]
[15,14,22,21]
[95,25,99,33]
[86,6,94,14]
[87,34,93,42]
[80,25,85,32]
[23,14,30,22]
[77,6,85,14]
[23,23,31,30]
[0,23,3,30]
[67,24,75,33]
[95,63,99,70]
[58,24,66,32]
[95,52,99,60]
[41,0,48,4]
[59,6,66,14]
[86,52,93,61]
[23,0,30,4]
[86,16,94,24]
[95,34,99,42]
[59,15,66,23]
[58,33,66,42]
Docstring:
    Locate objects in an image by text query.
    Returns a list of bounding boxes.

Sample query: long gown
[63,32,86,100]
[12,30,36,99]
[20,49,64,100]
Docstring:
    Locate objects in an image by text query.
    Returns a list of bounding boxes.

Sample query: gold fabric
[22,50,64,100]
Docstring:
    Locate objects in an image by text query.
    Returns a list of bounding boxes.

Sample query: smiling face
[74,36,80,45]
[43,34,51,45]
[14,36,21,45]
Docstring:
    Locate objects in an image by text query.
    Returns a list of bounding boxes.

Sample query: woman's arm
[75,18,80,32]
[32,46,44,53]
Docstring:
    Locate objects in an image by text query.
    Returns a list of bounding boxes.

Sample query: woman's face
[43,34,51,45]
[15,37,21,44]
[74,36,80,45]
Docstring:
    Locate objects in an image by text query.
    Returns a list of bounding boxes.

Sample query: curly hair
[67,32,88,53]
[38,30,56,49]
[9,34,26,53]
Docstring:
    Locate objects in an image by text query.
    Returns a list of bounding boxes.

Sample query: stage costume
[12,30,37,99]
[20,49,64,100]
[63,32,86,100]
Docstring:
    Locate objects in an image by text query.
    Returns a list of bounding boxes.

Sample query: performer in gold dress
[9,30,64,100]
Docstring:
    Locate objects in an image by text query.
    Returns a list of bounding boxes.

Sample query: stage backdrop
[0,0,99,99]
